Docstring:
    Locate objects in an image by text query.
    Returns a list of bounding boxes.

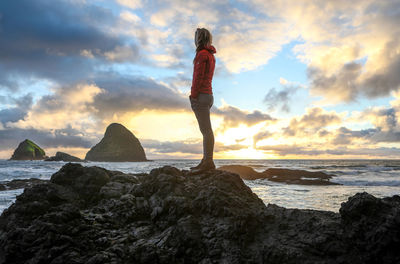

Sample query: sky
[1,0,400,159]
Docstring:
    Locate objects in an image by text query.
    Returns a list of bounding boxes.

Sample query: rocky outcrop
[85,123,147,162]
[0,178,48,191]
[1,164,399,263]
[9,139,46,160]
[219,165,340,185]
[45,151,84,162]
[218,165,262,180]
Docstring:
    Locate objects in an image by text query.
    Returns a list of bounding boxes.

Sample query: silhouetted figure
[189,28,216,172]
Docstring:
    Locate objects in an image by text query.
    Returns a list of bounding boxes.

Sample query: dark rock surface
[219,165,340,185]
[0,178,48,191]
[1,164,399,264]
[45,151,84,162]
[9,139,46,160]
[85,123,147,162]
[218,165,262,180]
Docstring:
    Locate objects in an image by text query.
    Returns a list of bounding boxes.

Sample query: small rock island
[9,139,46,160]
[219,165,340,185]
[85,123,147,162]
[0,163,399,263]
[45,151,84,162]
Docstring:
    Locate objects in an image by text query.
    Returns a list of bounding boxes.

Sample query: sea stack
[85,123,147,162]
[10,139,46,160]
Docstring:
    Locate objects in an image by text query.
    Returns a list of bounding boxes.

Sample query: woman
[189,28,216,172]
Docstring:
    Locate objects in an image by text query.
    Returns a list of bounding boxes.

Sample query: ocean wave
[332,179,400,187]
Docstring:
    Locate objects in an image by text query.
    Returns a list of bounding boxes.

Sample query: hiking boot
[191,159,216,173]
[190,159,204,170]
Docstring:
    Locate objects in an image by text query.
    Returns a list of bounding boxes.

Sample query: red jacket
[191,45,216,98]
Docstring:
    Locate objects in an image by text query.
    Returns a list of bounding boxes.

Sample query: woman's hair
[195,28,212,52]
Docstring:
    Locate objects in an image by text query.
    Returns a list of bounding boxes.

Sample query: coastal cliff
[0,163,399,263]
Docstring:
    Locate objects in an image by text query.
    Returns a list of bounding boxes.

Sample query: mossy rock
[10,139,46,160]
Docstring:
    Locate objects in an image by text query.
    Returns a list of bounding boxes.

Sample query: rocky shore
[1,163,399,263]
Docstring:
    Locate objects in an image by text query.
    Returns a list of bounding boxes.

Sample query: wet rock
[0,164,398,263]
[218,165,262,180]
[45,151,84,162]
[85,123,147,162]
[218,165,339,185]
[264,168,339,185]
[0,178,48,191]
[339,192,400,263]
[9,139,46,160]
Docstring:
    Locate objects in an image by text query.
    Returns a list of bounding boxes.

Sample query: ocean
[1,159,400,213]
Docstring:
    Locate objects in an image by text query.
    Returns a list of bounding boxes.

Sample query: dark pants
[190,93,214,161]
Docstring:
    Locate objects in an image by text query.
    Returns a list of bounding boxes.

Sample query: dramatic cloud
[1,0,400,158]
[91,75,188,118]
[0,126,93,152]
[8,83,103,131]
[257,144,400,158]
[0,94,33,124]
[0,0,131,89]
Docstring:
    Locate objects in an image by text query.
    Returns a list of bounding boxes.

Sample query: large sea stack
[10,139,46,160]
[85,123,147,162]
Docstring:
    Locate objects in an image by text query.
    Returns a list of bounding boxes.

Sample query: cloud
[116,0,142,9]
[0,126,93,152]
[90,75,188,118]
[283,107,342,136]
[213,104,276,131]
[0,94,33,124]
[143,139,247,155]
[0,0,133,89]
[307,62,363,103]
[263,79,301,112]
[7,83,103,132]
[103,45,139,62]
[143,139,203,155]
[243,0,400,102]
[331,127,377,145]
[257,144,400,157]
[253,130,274,147]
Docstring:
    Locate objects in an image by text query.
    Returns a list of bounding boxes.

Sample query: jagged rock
[9,139,46,160]
[0,164,399,263]
[219,165,340,185]
[85,123,147,162]
[45,151,84,162]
